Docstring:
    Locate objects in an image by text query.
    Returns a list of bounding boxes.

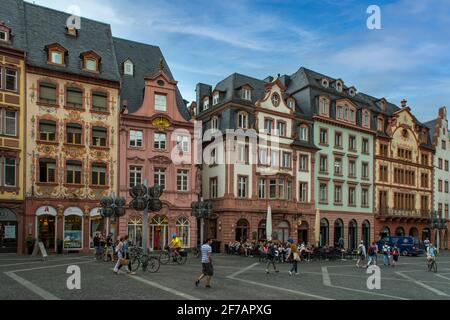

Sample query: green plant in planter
[25,236,35,255]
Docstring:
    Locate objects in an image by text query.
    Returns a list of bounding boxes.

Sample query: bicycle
[427,256,437,273]
[159,246,187,265]
[129,247,160,273]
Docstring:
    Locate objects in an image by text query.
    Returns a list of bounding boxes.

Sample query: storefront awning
[90,208,102,217]
[64,207,83,217]
[36,206,57,217]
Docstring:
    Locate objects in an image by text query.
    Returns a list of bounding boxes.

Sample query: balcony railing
[377,208,431,218]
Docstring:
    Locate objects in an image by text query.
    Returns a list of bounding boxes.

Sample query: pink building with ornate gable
[114,38,198,249]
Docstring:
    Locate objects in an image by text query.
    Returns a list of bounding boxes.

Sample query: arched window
[409,227,419,237]
[149,215,169,250]
[334,219,344,246]
[176,217,190,248]
[395,227,405,237]
[362,220,370,247]
[274,221,290,243]
[380,226,390,239]
[235,219,249,242]
[127,218,142,247]
[348,219,357,250]
[320,218,329,247]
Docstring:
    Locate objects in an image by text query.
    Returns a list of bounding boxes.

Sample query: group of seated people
[227,239,315,262]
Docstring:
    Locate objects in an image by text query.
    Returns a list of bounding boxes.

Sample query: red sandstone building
[115,39,198,250]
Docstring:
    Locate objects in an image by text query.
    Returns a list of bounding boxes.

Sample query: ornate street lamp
[100,180,162,254]
[191,198,213,246]
[430,210,447,253]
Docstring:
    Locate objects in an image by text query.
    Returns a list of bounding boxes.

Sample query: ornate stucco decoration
[152,117,171,131]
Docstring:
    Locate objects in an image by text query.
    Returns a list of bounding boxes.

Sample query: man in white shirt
[195,238,213,288]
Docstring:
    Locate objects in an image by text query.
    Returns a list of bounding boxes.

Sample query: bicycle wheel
[159,251,170,265]
[146,257,160,273]
[130,256,141,272]
[176,255,187,265]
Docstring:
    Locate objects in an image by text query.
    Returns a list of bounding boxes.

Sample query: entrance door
[298,229,308,245]
[38,215,56,251]
[0,208,18,253]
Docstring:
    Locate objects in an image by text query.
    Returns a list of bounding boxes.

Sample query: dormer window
[349,87,356,97]
[336,81,343,93]
[0,23,11,43]
[242,88,252,101]
[213,93,219,106]
[288,98,295,109]
[46,44,67,66]
[362,110,370,128]
[377,117,384,131]
[300,125,308,141]
[81,51,101,73]
[203,97,209,111]
[237,112,248,129]
[124,60,134,76]
[0,30,9,42]
[321,78,329,88]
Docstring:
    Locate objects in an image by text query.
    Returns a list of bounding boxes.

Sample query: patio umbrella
[314,208,320,246]
[266,205,272,241]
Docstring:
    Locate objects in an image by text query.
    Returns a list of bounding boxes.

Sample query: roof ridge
[23,0,111,27]
[113,36,161,50]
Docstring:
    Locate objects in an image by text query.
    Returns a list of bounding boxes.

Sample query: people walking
[105,233,114,262]
[356,240,366,268]
[338,237,344,250]
[288,241,300,276]
[424,238,430,254]
[366,242,378,267]
[195,238,213,288]
[382,242,391,266]
[392,244,400,267]
[265,241,279,274]
[93,232,100,260]
[113,236,135,275]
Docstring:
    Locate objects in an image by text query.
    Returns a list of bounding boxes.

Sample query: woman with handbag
[113,236,135,275]
[288,241,300,276]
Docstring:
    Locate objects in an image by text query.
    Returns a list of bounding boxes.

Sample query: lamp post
[128,180,162,254]
[191,198,213,246]
[100,180,162,254]
[99,192,126,241]
[430,211,447,253]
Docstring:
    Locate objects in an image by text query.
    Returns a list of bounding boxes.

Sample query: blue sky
[29,0,450,121]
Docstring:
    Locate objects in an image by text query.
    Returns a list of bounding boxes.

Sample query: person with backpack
[366,242,378,267]
[391,244,400,267]
[265,241,279,274]
[356,240,366,268]
[382,242,391,266]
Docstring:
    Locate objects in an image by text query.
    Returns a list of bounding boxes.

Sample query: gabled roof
[113,37,190,120]
[21,1,120,82]
[0,0,27,51]
[211,72,266,105]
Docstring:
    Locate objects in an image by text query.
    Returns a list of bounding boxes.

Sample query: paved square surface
[1,252,450,300]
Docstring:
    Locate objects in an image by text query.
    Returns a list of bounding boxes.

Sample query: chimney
[401,99,407,108]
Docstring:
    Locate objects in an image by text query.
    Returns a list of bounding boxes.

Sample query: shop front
[0,208,18,253]
[63,207,83,251]
[89,207,106,248]
[36,206,57,252]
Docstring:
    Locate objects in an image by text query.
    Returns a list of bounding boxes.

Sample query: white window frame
[176,135,190,153]
[0,30,8,42]
[124,61,134,76]
[129,166,142,188]
[211,117,219,132]
[203,99,209,111]
[155,94,167,112]
[51,51,63,64]
[300,126,308,141]
[154,132,167,150]
[177,170,189,192]
[238,112,248,129]
[212,93,219,106]
[242,89,251,101]
[299,154,308,171]
[5,68,17,91]
[277,121,286,137]
[2,157,16,187]
[258,179,266,199]
[238,176,247,198]
[3,109,17,136]
[154,168,166,190]
[129,130,143,147]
